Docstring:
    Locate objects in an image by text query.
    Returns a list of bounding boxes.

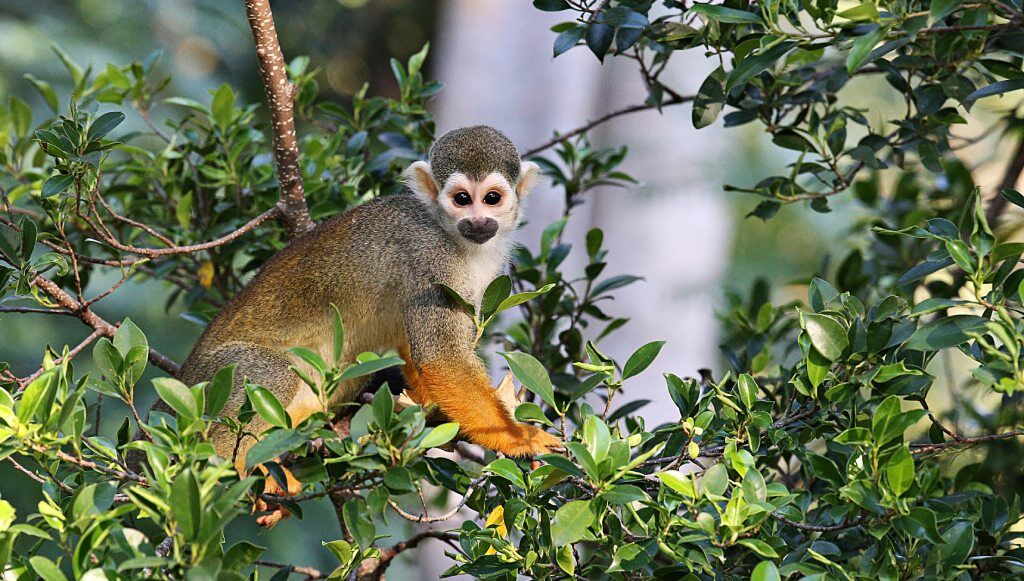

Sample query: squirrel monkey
[172,126,562,482]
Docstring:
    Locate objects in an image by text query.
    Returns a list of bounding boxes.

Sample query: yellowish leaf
[198,261,214,288]
[484,505,507,555]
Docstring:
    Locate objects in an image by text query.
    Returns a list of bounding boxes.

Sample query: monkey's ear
[403,161,438,202]
[516,161,541,197]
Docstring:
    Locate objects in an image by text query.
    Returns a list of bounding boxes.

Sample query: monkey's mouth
[458,220,499,244]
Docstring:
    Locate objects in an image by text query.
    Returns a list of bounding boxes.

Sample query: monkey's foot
[252,464,302,528]
[493,425,565,457]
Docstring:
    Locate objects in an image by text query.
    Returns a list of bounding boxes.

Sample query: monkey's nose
[458,218,499,244]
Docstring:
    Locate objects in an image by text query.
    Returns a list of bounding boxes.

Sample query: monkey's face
[403,150,541,248]
[438,172,519,245]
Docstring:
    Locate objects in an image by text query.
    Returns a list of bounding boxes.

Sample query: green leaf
[736,373,758,409]
[872,396,928,445]
[555,544,576,575]
[964,80,1024,110]
[1000,189,1024,211]
[885,445,914,496]
[835,427,871,446]
[343,498,376,550]
[847,26,888,73]
[19,216,36,262]
[41,174,75,198]
[372,385,394,428]
[701,463,729,498]
[153,377,200,421]
[808,277,839,311]
[689,3,762,24]
[600,484,649,504]
[207,365,235,417]
[211,84,235,132]
[485,458,526,489]
[289,347,326,374]
[436,282,476,316]
[738,538,779,558]
[751,560,780,581]
[29,556,68,581]
[481,275,512,317]
[802,313,848,361]
[534,0,570,11]
[582,416,610,463]
[323,539,354,565]
[87,111,125,141]
[553,26,585,57]
[930,0,963,22]
[339,355,404,382]
[245,383,291,429]
[500,351,556,408]
[909,298,964,316]
[805,453,843,485]
[726,41,796,93]
[24,74,59,113]
[420,422,459,449]
[741,468,767,503]
[550,500,593,546]
[514,401,554,427]
[170,468,201,538]
[658,470,696,498]
[837,1,880,21]
[693,67,726,129]
[621,341,666,380]
[245,429,304,469]
[494,283,556,313]
[940,521,974,567]
[72,482,116,520]
[905,315,988,350]
[223,541,266,573]
[945,239,975,273]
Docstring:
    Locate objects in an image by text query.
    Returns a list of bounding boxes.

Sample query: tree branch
[31,274,180,377]
[356,529,460,580]
[522,94,694,158]
[244,0,314,238]
[83,205,281,258]
[911,429,1024,455]
[387,475,486,523]
[253,559,324,580]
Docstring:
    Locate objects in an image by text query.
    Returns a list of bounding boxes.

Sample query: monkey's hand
[252,464,302,528]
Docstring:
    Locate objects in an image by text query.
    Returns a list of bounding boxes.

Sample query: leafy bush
[3,0,1024,579]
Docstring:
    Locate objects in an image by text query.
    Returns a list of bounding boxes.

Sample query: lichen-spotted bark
[244,0,314,239]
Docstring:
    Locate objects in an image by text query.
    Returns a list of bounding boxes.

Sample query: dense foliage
[2,0,1024,579]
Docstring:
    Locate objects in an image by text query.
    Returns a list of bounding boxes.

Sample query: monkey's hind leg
[186,342,305,527]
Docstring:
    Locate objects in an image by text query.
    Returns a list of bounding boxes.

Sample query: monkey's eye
[483,191,502,206]
[453,192,472,207]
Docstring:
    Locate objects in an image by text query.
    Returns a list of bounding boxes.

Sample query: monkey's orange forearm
[407,362,525,449]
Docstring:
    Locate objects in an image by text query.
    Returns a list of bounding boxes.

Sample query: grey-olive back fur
[428,126,521,186]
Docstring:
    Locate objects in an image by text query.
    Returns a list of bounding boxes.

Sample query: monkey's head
[403,125,540,246]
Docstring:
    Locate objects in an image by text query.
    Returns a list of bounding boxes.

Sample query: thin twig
[387,476,486,523]
[253,559,325,579]
[911,430,1024,455]
[523,94,695,158]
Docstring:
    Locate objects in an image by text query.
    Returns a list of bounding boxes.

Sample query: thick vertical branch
[244,0,314,238]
